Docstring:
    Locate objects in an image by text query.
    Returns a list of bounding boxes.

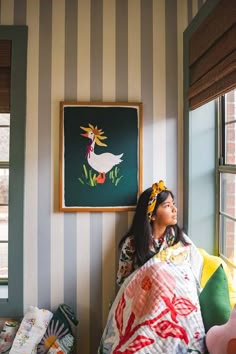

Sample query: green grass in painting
[78,164,123,187]
[78,164,97,187]
[109,166,123,186]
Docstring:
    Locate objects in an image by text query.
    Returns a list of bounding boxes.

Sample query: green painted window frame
[0,26,27,317]
[183,0,220,253]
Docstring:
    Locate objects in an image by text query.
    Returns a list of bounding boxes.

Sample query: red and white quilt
[98,243,206,354]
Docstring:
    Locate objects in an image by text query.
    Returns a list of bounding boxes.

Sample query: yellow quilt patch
[198,248,236,308]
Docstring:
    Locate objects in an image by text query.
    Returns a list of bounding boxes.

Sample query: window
[0,26,27,317]
[0,38,11,287]
[184,0,236,279]
[218,88,236,283]
[0,113,9,285]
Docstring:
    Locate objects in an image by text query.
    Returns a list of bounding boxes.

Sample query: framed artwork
[59,101,143,212]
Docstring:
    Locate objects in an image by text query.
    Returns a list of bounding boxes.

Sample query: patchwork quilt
[98,243,206,354]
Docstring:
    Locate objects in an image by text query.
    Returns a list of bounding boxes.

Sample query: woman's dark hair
[119,188,188,266]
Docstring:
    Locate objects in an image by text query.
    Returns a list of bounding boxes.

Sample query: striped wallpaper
[0,0,205,352]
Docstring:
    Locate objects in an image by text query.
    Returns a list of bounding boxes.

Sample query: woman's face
[153,194,177,227]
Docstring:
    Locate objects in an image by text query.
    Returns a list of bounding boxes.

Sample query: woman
[98,181,206,354]
[117,180,202,287]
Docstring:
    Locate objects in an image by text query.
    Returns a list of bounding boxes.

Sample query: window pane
[0,127,10,162]
[0,169,8,205]
[224,89,236,164]
[0,113,10,126]
[224,90,236,165]
[225,89,236,123]
[0,205,8,241]
[0,243,8,279]
[219,214,236,264]
[0,104,9,282]
[220,173,236,218]
[225,121,236,164]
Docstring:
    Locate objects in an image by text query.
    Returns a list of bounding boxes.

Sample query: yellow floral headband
[147,180,169,222]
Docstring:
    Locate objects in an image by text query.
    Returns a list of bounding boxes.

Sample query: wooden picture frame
[59,101,143,212]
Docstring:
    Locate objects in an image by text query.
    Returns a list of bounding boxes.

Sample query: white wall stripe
[128,0,141,101]
[64,0,77,100]
[24,0,40,310]
[90,2,103,347]
[76,213,90,354]
[128,211,134,228]
[63,0,78,312]
[192,0,199,18]
[141,0,154,188]
[165,0,178,194]
[116,0,128,100]
[102,0,116,330]
[50,0,65,308]
[115,212,129,284]
[0,0,13,24]
[77,0,91,101]
[102,213,116,327]
[103,0,115,100]
[177,0,188,227]
[153,0,166,182]
[90,0,103,102]
[76,2,91,352]
[64,215,77,309]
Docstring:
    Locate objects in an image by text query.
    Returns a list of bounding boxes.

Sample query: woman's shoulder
[121,235,135,250]
[182,233,192,244]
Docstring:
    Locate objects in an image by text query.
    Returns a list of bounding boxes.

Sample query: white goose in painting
[80,124,123,184]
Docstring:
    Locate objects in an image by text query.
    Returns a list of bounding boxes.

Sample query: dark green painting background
[63,106,139,207]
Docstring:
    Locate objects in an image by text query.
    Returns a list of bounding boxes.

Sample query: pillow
[205,305,236,354]
[198,248,236,308]
[199,264,231,332]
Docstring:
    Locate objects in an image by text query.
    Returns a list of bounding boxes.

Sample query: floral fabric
[5,304,78,354]
[37,304,78,353]
[117,228,179,286]
[9,307,53,354]
[99,243,206,354]
[0,320,19,354]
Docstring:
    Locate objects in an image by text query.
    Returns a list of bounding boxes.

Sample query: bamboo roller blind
[187,0,236,110]
[0,40,11,113]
